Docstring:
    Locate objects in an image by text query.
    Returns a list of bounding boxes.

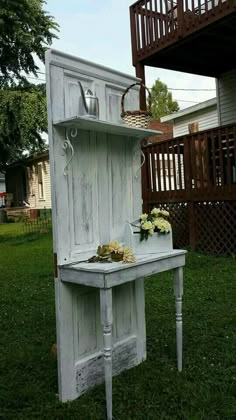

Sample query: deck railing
[130,0,233,63]
[142,122,236,204]
[141,123,236,255]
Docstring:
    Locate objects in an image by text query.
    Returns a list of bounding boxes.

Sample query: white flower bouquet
[138,207,171,241]
[124,207,173,255]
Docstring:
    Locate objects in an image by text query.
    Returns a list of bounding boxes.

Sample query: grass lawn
[0,223,235,419]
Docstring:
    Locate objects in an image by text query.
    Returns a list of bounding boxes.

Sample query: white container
[124,220,173,255]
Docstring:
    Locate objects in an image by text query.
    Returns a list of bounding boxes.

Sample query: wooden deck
[130,0,236,77]
[141,123,236,255]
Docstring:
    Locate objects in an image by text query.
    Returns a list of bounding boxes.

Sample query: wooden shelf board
[53,115,163,139]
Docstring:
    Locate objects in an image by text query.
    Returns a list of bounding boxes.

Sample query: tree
[0,0,58,86]
[0,85,48,171]
[0,0,58,169]
[150,79,180,120]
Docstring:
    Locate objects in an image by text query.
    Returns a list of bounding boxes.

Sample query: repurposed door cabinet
[46,49,186,419]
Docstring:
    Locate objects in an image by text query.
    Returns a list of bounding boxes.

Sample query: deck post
[135,62,147,111]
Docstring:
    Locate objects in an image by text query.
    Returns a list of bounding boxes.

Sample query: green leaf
[0,0,59,87]
[150,79,180,120]
[0,86,48,170]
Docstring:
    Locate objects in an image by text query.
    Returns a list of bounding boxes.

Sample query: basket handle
[121,82,152,114]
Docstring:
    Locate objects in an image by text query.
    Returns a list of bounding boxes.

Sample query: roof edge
[160,97,217,122]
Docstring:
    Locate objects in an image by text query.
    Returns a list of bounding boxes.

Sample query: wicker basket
[121,82,152,129]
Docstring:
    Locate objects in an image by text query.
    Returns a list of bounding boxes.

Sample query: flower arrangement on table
[137,207,171,241]
[87,241,136,264]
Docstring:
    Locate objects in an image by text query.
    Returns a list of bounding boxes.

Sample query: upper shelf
[53,115,163,139]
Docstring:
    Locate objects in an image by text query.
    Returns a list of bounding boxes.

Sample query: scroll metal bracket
[135,149,146,179]
[63,127,77,176]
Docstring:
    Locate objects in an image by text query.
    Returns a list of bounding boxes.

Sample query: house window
[38,163,44,199]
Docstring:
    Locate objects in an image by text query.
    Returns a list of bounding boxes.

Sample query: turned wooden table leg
[173,267,183,372]
[100,288,113,420]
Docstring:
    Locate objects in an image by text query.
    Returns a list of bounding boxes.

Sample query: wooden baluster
[157,0,163,40]
[149,0,154,47]
[155,146,162,192]
[136,7,141,52]
[166,141,172,191]
[141,6,146,49]
[172,139,177,191]
[161,143,167,191]
[151,145,157,192]
[144,0,149,46]
[130,6,138,65]
[183,135,191,195]
[100,289,113,420]
[204,131,211,188]
[196,0,202,24]
[142,147,149,212]
[210,130,217,187]
[218,128,224,186]
[173,267,183,372]
[199,135,205,189]
[225,126,231,185]
[177,0,184,32]
[191,0,195,12]
[177,139,183,190]
[164,0,169,37]
[190,135,197,189]
[233,125,236,178]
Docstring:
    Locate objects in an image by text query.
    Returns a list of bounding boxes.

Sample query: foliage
[150,79,180,120]
[0,0,58,86]
[0,224,235,419]
[0,84,48,170]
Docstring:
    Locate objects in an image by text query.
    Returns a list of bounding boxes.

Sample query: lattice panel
[194,201,236,256]
[144,200,236,256]
[146,202,189,249]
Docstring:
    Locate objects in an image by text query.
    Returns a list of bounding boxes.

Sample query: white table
[60,249,186,420]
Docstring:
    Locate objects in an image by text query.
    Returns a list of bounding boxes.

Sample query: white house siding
[27,158,51,209]
[173,106,218,137]
[217,69,236,126]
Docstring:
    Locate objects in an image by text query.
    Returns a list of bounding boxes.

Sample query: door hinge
[54,253,58,279]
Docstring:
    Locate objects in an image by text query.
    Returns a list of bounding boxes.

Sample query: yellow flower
[153,217,171,233]
[140,213,148,221]
[151,207,161,217]
[141,221,153,231]
[160,209,169,217]
[153,218,161,228]
[108,240,123,254]
[123,247,136,263]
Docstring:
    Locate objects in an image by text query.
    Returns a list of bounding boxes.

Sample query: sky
[36,0,216,110]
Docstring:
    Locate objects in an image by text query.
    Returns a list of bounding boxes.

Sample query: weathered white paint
[60,249,186,414]
[124,222,173,254]
[46,49,150,405]
[100,288,113,420]
[174,267,183,372]
[217,69,236,126]
[46,49,185,418]
[60,250,186,288]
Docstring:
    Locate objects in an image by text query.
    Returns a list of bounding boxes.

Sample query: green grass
[0,224,235,420]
